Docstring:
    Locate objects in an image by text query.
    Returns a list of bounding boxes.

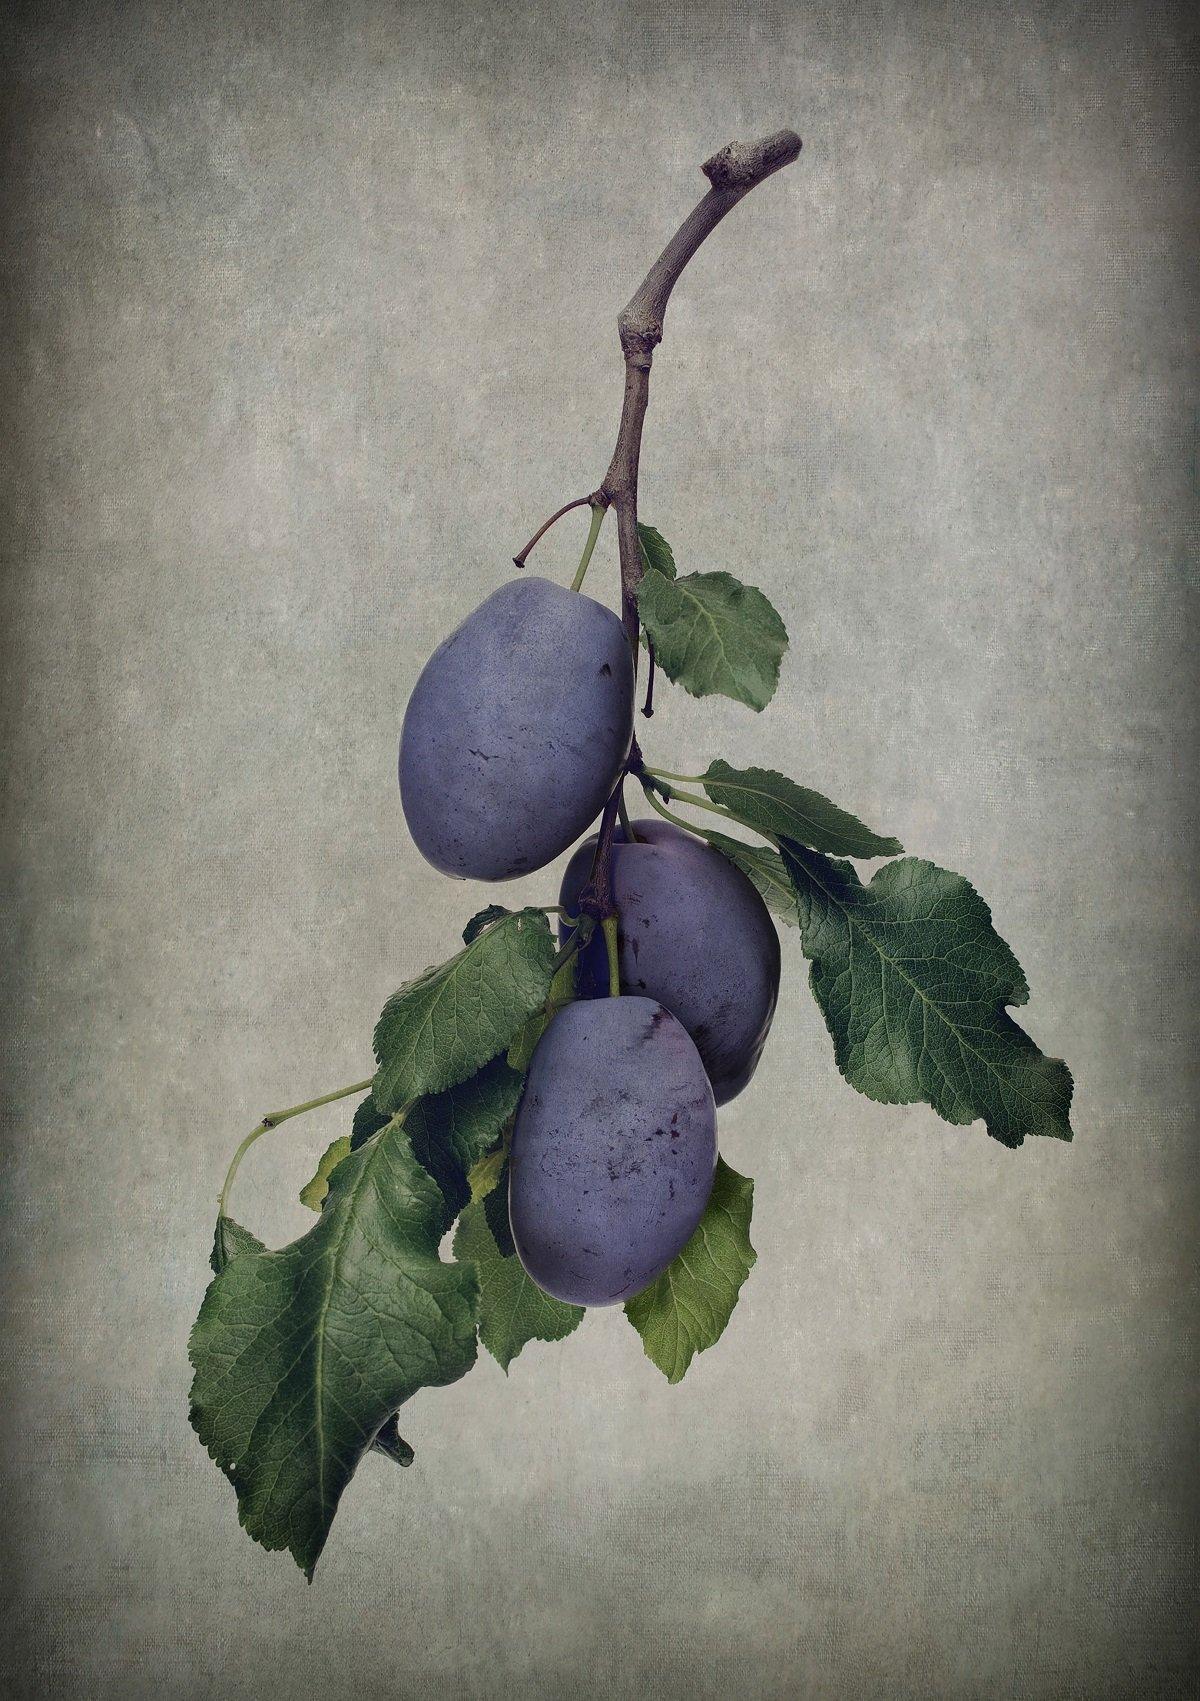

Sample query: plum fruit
[509,996,717,1305]
[399,576,634,880]
[559,819,780,1104]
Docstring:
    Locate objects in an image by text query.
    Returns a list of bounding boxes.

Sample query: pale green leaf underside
[453,1168,583,1373]
[299,1136,352,1211]
[624,1157,756,1384]
[373,908,557,1110]
[702,761,901,859]
[637,522,676,580]
[189,1117,478,1578]
[783,844,1073,1147]
[704,832,799,926]
[637,569,787,711]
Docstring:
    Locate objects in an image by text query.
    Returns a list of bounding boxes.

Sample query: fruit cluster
[400,570,781,1306]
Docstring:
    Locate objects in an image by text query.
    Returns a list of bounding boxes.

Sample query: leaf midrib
[660,576,758,690]
[311,1145,378,1524]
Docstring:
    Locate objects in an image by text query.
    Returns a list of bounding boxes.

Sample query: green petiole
[570,501,607,593]
[601,914,621,997]
[217,1076,376,1219]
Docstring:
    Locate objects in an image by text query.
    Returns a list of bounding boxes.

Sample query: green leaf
[453,1167,583,1373]
[371,1414,415,1468]
[404,1057,524,1230]
[350,1092,389,1149]
[700,761,902,859]
[636,569,787,711]
[624,1157,756,1384]
[704,832,800,927]
[373,909,557,1111]
[299,1136,352,1211]
[505,949,577,1072]
[189,1115,478,1579]
[637,522,676,580]
[210,1215,265,1274]
[466,1142,509,1204]
[350,1063,522,1230]
[782,844,1074,1147]
[462,904,511,945]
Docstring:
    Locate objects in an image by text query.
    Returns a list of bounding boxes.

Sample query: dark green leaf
[350,1092,389,1150]
[405,1057,524,1231]
[462,904,512,945]
[701,761,901,859]
[350,1066,521,1230]
[783,844,1074,1147]
[452,1163,583,1372]
[704,831,800,926]
[482,1169,516,1255]
[210,1215,264,1275]
[189,1116,478,1578]
[637,570,787,711]
[637,522,676,580]
[373,909,557,1111]
[298,1136,352,1211]
[371,1414,415,1468]
[624,1157,756,1384]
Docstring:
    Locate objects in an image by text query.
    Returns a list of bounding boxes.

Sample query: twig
[513,493,603,569]
[596,129,802,647]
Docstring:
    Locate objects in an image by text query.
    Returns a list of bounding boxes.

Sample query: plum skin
[509,997,717,1306]
[559,818,781,1104]
[399,576,634,881]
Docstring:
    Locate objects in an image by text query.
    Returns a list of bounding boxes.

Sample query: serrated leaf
[189,1115,478,1579]
[701,761,902,859]
[782,844,1074,1147]
[462,904,511,945]
[299,1136,352,1211]
[637,569,787,710]
[373,909,557,1111]
[505,949,577,1072]
[210,1215,265,1274]
[453,1170,583,1373]
[624,1158,756,1384]
[704,831,800,926]
[637,522,676,579]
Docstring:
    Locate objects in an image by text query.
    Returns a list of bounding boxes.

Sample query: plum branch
[597,128,802,647]
[568,129,801,924]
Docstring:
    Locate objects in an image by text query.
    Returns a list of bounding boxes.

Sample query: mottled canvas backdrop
[2,1,1196,1696]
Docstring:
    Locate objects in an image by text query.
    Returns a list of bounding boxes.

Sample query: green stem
[652,783,743,827]
[639,781,718,843]
[616,790,639,843]
[218,1076,374,1218]
[570,502,606,593]
[601,914,621,996]
[646,766,706,783]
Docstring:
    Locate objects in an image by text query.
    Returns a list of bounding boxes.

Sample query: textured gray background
[2,1,1197,1696]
